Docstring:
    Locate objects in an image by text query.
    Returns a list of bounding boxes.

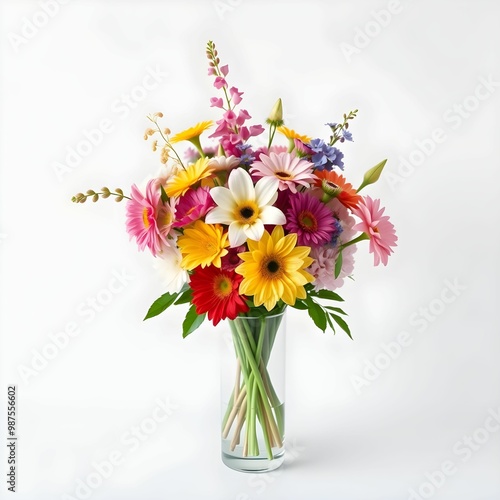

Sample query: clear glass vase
[221,310,286,473]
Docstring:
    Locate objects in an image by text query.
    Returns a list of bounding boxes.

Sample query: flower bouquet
[73,41,397,471]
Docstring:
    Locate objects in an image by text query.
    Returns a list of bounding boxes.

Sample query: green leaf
[144,292,179,320]
[290,300,308,310]
[182,305,205,338]
[330,313,352,339]
[160,185,169,203]
[307,299,327,332]
[334,249,343,279]
[325,312,336,334]
[174,287,192,305]
[325,306,348,316]
[357,158,387,192]
[312,289,344,302]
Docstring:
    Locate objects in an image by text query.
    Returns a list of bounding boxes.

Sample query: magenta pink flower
[126,180,174,256]
[221,245,246,271]
[285,192,336,247]
[352,196,397,266]
[173,186,214,228]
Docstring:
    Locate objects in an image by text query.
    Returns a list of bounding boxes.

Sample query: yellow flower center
[142,207,151,229]
[235,201,259,225]
[160,210,173,227]
[214,275,233,298]
[261,255,283,280]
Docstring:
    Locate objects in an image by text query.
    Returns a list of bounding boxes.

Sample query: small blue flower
[236,143,254,166]
[308,138,344,171]
[330,218,344,247]
[341,129,353,142]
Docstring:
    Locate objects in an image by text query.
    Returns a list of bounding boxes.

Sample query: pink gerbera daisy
[250,152,316,194]
[285,192,336,247]
[352,196,397,266]
[173,186,214,228]
[126,179,174,256]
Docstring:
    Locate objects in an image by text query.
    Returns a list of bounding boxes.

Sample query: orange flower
[315,170,361,210]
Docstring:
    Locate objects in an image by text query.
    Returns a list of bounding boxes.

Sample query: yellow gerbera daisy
[277,126,311,143]
[177,220,229,270]
[235,225,314,311]
[165,157,214,198]
[169,121,213,144]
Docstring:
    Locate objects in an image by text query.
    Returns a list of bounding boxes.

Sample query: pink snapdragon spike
[352,196,398,266]
[210,97,224,108]
[207,58,264,159]
[229,87,243,105]
[173,186,214,228]
[214,77,227,89]
[126,179,173,256]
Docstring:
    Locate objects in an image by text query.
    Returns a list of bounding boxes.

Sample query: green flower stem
[340,232,370,249]
[224,316,284,460]
[248,378,259,456]
[267,123,277,149]
[236,324,283,449]
[230,322,257,455]
[188,136,206,158]
[260,364,285,439]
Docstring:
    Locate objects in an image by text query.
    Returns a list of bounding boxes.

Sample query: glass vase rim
[229,310,287,322]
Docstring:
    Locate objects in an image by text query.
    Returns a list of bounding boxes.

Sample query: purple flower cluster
[308,139,344,171]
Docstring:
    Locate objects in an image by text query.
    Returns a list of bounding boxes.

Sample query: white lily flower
[205,168,286,247]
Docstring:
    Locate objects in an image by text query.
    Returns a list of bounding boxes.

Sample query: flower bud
[266,98,284,126]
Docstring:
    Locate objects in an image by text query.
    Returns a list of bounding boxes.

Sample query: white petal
[245,220,264,241]
[205,207,234,225]
[210,186,236,210]
[228,168,255,204]
[228,222,248,247]
[260,205,286,225]
[255,176,279,207]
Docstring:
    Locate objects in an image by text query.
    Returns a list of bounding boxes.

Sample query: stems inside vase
[223,313,285,461]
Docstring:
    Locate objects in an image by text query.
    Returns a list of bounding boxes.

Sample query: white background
[1,1,499,499]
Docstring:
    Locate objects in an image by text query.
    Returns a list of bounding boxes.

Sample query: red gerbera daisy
[189,266,249,325]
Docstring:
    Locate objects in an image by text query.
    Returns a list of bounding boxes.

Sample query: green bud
[357,159,387,192]
[266,98,284,126]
